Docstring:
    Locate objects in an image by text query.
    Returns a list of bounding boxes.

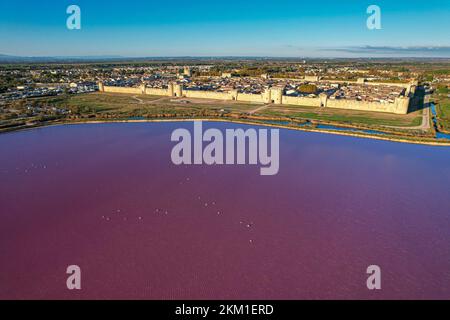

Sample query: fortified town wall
[98,80,413,115]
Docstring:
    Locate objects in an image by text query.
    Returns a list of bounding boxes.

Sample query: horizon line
[2,54,450,61]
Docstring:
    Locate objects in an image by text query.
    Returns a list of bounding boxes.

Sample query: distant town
[1,58,449,144]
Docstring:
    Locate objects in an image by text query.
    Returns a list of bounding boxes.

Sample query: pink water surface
[0,122,449,299]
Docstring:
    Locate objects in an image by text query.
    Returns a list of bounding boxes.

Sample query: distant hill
[1,54,449,64]
[0,54,127,63]
[0,54,289,64]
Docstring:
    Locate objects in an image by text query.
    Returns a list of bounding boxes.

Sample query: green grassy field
[30,92,423,129]
[436,94,450,132]
[53,93,166,112]
[50,93,256,115]
[256,105,423,127]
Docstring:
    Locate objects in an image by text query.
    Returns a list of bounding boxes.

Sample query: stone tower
[183,67,192,77]
[229,89,238,101]
[174,84,183,97]
[319,93,328,107]
[140,83,146,94]
[263,88,271,104]
[270,87,283,104]
[98,81,104,92]
[168,82,183,97]
[168,83,174,96]
[406,84,417,96]
[393,97,410,114]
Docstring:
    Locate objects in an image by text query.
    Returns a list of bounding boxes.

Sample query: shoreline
[1,117,450,147]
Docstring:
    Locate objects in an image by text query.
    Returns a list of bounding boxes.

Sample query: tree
[298,84,318,94]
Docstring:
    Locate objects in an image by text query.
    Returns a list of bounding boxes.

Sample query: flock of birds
[100,176,255,244]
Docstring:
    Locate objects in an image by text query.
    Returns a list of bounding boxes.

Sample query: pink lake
[0,122,449,299]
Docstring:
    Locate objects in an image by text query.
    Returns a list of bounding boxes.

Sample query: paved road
[385,96,431,131]
[419,101,431,131]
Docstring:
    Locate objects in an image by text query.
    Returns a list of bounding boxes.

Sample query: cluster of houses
[105,72,406,103]
[329,84,405,103]
[0,81,98,102]
[0,62,420,105]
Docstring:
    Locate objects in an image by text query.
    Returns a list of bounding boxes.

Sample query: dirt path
[132,96,169,104]
[131,96,144,104]
[249,104,269,115]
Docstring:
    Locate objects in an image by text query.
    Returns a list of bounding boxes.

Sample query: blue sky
[1,0,449,57]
